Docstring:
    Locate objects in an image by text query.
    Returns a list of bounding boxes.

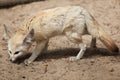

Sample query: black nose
[10,59,12,62]
[10,59,15,63]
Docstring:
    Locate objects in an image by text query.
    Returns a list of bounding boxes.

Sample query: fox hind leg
[69,43,87,61]
[65,32,86,61]
[90,37,97,48]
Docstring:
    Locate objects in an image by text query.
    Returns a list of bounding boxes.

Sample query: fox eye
[14,51,20,55]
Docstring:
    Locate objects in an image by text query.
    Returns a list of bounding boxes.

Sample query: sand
[0,0,120,80]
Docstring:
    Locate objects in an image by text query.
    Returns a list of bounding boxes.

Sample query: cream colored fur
[3,6,118,65]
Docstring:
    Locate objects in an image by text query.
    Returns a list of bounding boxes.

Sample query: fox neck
[19,27,47,42]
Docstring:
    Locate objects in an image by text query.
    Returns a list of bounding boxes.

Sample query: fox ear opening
[23,29,34,44]
[2,24,12,41]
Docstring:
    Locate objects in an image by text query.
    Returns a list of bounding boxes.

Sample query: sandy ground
[0,0,120,80]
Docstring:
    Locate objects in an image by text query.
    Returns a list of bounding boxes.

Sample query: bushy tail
[98,27,119,52]
[83,9,119,52]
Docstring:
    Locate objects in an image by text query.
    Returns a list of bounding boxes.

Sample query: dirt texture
[0,0,120,80]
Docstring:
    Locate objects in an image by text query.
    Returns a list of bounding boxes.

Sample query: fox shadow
[16,47,119,64]
[37,47,119,61]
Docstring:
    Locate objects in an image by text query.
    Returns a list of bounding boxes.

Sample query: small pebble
[0,55,2,58]
[110,68,114,72]
[90,60,95,63]
[22,76,26,79]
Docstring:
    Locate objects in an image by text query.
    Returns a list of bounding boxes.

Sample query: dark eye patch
[14,51,20,54]
[9,50,12,54]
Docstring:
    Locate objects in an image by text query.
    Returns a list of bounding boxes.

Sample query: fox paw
[24,59,32,66]
[69,57,79,62]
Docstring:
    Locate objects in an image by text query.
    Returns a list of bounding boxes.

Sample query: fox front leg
[42,40,49,52]
[24,40,47,65]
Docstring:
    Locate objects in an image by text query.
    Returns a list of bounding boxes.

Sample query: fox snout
[9,57,17,63]
[9,54,19,63]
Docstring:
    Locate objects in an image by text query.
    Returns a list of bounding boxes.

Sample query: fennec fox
[3,6,119,65]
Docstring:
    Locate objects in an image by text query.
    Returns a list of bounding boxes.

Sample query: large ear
[3,24,11,41]
[23,29,34,44]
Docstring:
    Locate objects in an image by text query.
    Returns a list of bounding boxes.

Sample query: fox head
[3,25,34,62]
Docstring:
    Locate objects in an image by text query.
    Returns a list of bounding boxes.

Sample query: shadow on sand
[16,47,119,64]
